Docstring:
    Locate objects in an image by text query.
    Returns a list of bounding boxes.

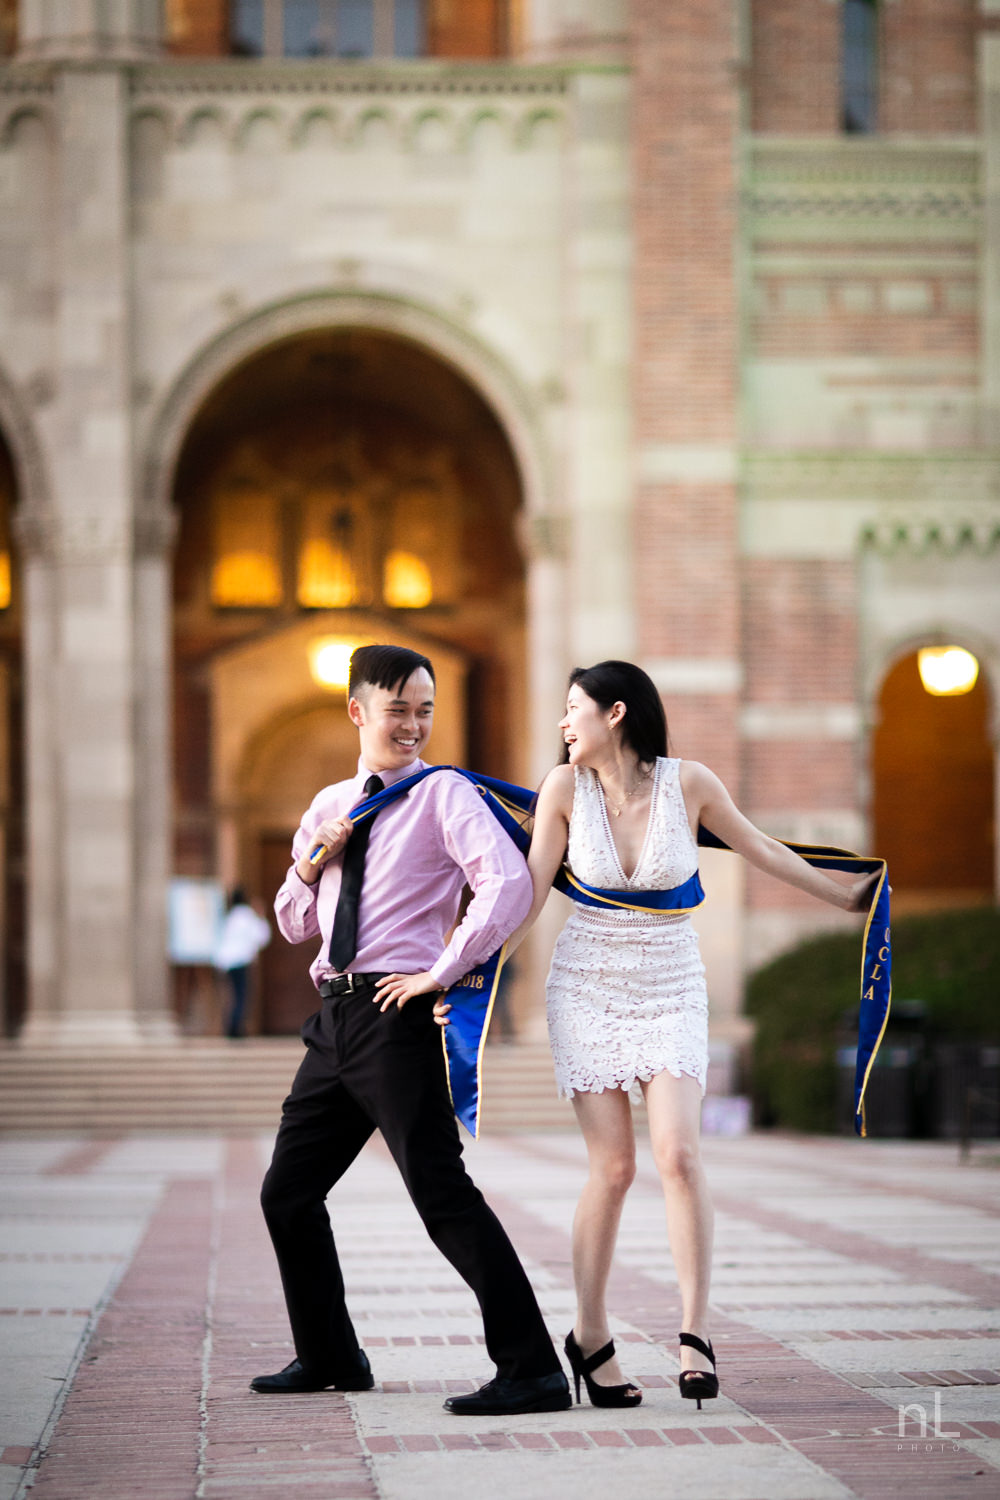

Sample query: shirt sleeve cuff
[429,956,463,991]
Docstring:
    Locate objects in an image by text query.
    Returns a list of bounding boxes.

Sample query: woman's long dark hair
[561,660,669,764]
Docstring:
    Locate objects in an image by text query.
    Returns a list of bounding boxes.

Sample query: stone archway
[144,290,568,778]
[872,645,996,910]
[168,323,532,1031]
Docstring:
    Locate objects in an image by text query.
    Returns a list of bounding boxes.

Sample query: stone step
[0,1040,570,1132]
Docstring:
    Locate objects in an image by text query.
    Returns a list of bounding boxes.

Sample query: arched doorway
[0,430,22,1037]
[171,327,526,1032]
[872,647,995,910]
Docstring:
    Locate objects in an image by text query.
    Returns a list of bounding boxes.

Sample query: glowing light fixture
[308,637,358,692]
[211,549,282,608]
[917,646,980,697]
[298,539,357,608]
[0,552,10,610]
[383,550,433,609]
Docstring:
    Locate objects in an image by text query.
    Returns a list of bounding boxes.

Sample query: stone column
[132,512,177,1040]
[19,52,175,1045]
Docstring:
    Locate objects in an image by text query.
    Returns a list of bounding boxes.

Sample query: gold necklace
[601,767,652,818]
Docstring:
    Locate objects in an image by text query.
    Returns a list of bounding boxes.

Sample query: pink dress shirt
[274,758,533,993]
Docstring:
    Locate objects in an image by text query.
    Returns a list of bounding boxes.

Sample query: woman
[213,887,271,1039]
[437,661,878,1409]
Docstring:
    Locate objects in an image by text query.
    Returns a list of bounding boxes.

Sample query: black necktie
[328,774,384,972]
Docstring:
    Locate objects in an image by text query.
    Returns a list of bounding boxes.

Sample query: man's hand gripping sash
[331,768,890,1141]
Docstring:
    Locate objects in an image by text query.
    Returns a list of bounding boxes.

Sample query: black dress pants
[260,985,560,1381]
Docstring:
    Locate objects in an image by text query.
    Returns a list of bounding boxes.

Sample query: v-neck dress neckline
[594,757,662,885]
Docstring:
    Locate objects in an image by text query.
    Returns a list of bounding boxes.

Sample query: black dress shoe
[250,1353,374,1394]
[443,1371,571,1416]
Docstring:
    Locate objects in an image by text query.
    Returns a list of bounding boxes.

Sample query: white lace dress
[546,758,709,1098]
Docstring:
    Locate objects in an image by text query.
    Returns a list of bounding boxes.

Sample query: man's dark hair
[348,643,436,699]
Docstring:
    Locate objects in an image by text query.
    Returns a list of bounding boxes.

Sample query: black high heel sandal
[564,1331,643,1408]
[677,1332,718,1410]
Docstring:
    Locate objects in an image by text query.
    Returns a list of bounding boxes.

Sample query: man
[253,643,570,1416]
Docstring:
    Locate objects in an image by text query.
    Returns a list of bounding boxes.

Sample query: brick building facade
[0,1,996,1074]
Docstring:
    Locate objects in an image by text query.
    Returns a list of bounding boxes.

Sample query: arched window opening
[211,481,284,608]
[297,493,365,608]
[170,327,526,1031]
[0,498,10,612]
[843,0,878,134]
[872,649,994,909]
[198,408,462,617]
[0,437,15,615]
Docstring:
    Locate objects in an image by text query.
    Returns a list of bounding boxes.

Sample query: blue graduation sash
[325,767,890,1140]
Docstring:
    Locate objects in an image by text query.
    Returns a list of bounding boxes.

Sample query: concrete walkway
[1,1127,998,1500]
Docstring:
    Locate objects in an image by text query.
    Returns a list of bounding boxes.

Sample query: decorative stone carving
[519,512,569,561]
[748,141,980,242]
[128,60,568,154]
[0,366,50,516]
[12,507,177,562]
[743,451,1000,504]
[130,59,569,99]
[860,517,1000,555]
[134,508,178,558]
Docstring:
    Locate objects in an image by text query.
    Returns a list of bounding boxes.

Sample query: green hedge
[745,907,1000,1132]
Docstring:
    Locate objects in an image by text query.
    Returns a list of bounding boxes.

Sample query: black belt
[319,972,390,998]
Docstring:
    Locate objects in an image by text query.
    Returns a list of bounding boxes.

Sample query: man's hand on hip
[373,972,441,1012]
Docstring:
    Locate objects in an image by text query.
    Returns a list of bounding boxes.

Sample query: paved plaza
[1,1126,998,1500]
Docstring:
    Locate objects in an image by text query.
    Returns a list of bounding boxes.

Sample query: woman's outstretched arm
[680,760,879,913]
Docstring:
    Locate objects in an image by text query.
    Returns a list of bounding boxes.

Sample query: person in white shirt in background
[214,888,272,1038]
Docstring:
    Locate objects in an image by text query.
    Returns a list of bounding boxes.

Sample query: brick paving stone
[628,1428,666,1446]
[1,1446,34,1465]
[6,1131,1000,1500]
